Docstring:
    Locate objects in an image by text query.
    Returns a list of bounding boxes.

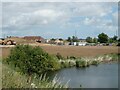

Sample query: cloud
[112,11,118,26]
[72,3,112,17]
[2,2,118,38]
[84,17,113,26]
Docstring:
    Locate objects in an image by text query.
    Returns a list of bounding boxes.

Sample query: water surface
[47,63,118,88]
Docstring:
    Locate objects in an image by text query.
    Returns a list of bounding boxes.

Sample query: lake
[47,63,118,88]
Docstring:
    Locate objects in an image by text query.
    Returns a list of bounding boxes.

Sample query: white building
[78,42,87,46]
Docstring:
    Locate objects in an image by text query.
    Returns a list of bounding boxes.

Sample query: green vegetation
[85,33,119,45]
[2,45,68,88]
[67,36,79,42]
[86,37,93,43]
[5,45,60,76]
[2,61,68,88]
[61,53,119,68]
[98,33,108,43]
[91,60,99,65]
[76,60,87,68]
[2,44,119,88]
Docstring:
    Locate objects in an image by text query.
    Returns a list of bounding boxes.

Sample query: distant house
[79,39,86,42]
[23,36,45,43]
[77,42,87,46]
[45,39,50,43]
[54,39,64,45]
[69,39,87,46]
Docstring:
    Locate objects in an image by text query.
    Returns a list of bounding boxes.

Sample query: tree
[108,38,114,43]
[67,36,79,42]
[6,45,61,82]
[51,38,56,41]
[93,38,98,43]
[113,36,118,43]
[59,38,63,41]
[86,37,93,43]
[98,33,108,43]
[72,36,79,42]
[67,37,72,42]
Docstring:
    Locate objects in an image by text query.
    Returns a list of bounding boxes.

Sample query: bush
[76,60,87,68]
[91,61,99,65]
[6,45,61,76]
[60,62,69,68]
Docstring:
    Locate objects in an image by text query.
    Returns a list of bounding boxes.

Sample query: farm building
[23,36,45,43]
[54,39,64,45]
[77,42,87,46]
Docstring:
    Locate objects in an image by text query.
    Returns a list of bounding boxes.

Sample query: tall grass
[2,62,68,88]
[59,53,119,68]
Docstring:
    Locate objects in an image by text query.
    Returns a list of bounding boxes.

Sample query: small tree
[98,33,108,43]
[72,36,79,42]
[108,38,114,43]
[93,38,98,43]
[67,37,72,42]
[86,37,93,43]
[6,45,60,82]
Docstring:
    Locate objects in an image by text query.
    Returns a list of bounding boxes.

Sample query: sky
[1,1,119,39]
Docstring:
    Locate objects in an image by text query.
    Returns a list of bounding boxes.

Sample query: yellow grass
[1,44,119,58]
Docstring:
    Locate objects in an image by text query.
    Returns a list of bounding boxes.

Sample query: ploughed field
[1,44,119,58]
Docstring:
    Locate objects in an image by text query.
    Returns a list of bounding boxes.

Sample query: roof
[23,36,44,40]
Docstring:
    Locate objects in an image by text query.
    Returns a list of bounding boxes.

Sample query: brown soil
[1,44,119,58]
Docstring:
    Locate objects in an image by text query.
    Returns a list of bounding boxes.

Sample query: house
[54,39,64,45]
[69,42,77,46]
[23,36,45,43]
[77,42,87,46]
[69,39,87,46]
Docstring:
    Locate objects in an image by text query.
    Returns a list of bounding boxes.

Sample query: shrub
[6,45,61,76]
[76,60,87,68]
[91,61,99,65]
[60,62,69,68]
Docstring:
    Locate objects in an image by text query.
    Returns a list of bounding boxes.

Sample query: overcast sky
[2,2,119,39]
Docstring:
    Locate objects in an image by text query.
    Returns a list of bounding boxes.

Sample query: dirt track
[1,44,119,58]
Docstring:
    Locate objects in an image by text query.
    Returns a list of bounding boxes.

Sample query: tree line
[67,32,119,44]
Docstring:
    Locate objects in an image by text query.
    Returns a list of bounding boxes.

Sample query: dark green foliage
[91,61,99,65]
[6,45,60,75]
[113,36,118,41]
[93,38,98,43]
[67,36,79,42]
[98,33,108,43]
[76,60,87,68]
[67,37,72,42]
[60,61,70,68]
[117,42,120,46]
[72,36,79,42]
[86,37,93,43]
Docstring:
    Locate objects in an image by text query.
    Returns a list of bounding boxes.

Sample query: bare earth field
[1,44,119,58]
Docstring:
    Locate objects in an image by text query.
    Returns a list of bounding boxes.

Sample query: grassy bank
[59,53,119,68]
[2,45,119,88]
[1,45,68,88]
[2,61,68,88]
